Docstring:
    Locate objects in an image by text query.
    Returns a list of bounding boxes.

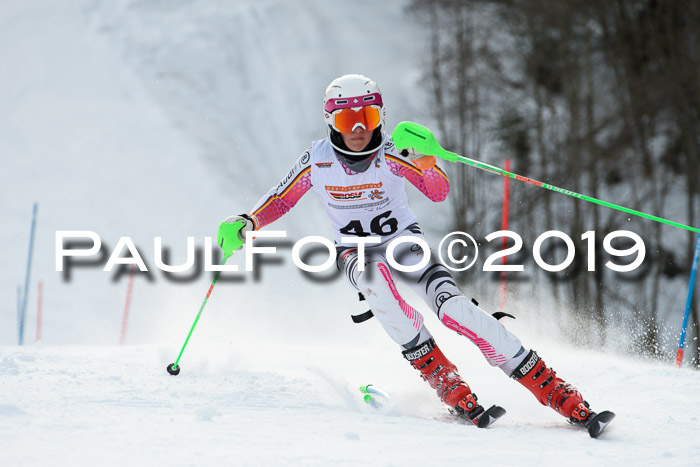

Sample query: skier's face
[341,126,373,152]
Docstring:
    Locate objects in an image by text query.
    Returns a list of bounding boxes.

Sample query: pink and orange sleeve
[385,154,450,202]
[247,152,313,229]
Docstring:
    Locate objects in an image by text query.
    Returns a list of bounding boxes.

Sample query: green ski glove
[217,214,255,259]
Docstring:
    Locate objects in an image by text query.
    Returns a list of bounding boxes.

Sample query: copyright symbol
[437,231,479,272]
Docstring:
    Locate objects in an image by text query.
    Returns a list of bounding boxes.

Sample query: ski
[358,384,506,429]
[475,405,507,428]
[449,404,507,429]
[583,410,615,438]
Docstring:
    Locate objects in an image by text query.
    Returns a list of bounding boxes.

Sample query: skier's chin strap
[329,128,387,175]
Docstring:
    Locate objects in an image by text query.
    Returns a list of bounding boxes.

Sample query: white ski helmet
[323,74,386,155]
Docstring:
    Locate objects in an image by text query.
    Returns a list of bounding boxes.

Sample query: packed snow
[2,338,700,466]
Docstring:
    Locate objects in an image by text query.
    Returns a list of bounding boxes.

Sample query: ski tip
[476,405,507,429]
[587,410,615,438]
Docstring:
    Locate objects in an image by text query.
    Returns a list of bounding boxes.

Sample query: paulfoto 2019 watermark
[55,229,646,276]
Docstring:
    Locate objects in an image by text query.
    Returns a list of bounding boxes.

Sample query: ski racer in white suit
[219,74,600,427]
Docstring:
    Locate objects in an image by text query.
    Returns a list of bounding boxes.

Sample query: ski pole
[167,220,245,375]
[676,226,700,367]
[392,121,700,234]
[167,255,232,375]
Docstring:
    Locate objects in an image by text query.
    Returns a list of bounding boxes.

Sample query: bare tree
[409,0,700,365]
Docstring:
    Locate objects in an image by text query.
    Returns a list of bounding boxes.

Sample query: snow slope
[0,0,431,346]
[1,340,699,466]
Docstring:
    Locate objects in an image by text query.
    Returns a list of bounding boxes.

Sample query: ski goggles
[325,93,383,134]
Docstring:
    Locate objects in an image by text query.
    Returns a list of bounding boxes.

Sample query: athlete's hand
[401,148,437,171]
[217,214,255,258]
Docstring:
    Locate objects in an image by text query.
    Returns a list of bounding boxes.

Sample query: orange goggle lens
[332,106,381,134]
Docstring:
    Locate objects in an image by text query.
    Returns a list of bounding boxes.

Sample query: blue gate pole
[676,225,700,368]
[17,286,22,338]
[19,203,38,346]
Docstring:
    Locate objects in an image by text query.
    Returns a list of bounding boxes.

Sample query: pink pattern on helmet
[324,92,384,113]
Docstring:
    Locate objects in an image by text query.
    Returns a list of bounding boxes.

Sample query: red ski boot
[509,350,591,423]
[402,338,504,426]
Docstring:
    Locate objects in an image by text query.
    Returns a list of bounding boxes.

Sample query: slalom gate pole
[36,281,43,343]
[167,253,233,375]
[500,159,510,311]
[676,226,700,368]
[17,286,21,340]
[19,203,38,345]
[120,264,135,345]
[392,122,700,234]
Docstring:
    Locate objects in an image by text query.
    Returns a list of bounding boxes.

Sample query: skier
[218,74,609,432]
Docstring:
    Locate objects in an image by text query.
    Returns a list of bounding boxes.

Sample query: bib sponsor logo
[329,191,363,201]
[324,182,384,202]
[368,189,384,200]
[328,198,390,211]
[325,182,383,192]
[315,162,333,168]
